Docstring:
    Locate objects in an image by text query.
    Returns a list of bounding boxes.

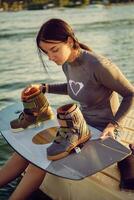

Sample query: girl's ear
[67,36,74,48]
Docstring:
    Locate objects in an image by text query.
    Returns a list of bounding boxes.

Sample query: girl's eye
[52,49,59,53]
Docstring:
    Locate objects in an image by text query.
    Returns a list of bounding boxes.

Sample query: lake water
[0,3,134,199]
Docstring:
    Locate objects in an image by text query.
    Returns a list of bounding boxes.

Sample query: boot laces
[54,127,78,144]
[18,112,25,121]
[18,112,34,122]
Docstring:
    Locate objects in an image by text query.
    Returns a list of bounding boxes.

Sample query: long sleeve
[95,57,134,126]
[60,50,134,130]
[47,83,68,95]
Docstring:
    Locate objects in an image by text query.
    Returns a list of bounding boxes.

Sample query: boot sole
[47,133,91,161]
[11,115,54,133]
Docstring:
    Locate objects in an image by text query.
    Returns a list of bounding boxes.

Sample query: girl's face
[39,39,72,65]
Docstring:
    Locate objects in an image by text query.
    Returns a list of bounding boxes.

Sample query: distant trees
[0,0,90,5]
[0,0,134,11]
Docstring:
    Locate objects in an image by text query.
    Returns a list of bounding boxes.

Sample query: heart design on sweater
[69,80,84,96]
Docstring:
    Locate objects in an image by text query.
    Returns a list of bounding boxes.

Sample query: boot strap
[58,130,68,139]
[54,127,77,143]
[23,93,49,112]
[57,118,74,128]
[23,101,37,110]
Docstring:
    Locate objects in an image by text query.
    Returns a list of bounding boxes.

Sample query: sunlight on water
[0,5,134,110]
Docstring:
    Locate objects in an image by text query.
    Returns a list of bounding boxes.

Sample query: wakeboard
[0,103,131,180]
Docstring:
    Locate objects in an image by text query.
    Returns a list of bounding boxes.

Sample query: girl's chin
[55,61,63,65]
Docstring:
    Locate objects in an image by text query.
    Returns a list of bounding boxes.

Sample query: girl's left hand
[100,123,116,139]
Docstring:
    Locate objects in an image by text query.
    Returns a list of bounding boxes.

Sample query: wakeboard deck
[0,103,131,180]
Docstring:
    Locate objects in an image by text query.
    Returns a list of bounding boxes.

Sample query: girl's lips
[54,60,61,64]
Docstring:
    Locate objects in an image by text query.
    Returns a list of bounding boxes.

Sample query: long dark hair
[36,18,92,71]
[36,18,91,51]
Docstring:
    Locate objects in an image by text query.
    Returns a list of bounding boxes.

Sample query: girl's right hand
[100,123,116,140]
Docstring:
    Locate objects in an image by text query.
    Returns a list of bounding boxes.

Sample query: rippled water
[0,3,134,199]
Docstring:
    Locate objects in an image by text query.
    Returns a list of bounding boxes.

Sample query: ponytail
[72,34,92,52]
[78,42,92,52]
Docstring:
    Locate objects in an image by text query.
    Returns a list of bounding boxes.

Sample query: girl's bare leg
[9,164,46,200]
[0,152,29,187]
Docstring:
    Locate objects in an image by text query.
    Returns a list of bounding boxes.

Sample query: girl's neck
[67,48,81,63]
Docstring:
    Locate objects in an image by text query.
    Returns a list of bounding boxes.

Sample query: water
[0,3,134,199]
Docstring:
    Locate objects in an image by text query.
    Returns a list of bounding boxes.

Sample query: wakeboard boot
[10,84,54,132]
[47,103,91,160]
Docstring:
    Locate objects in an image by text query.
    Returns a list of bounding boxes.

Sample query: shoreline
[0,2,134,12]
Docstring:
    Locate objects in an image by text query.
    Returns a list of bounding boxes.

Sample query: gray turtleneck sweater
[47,50,134,131]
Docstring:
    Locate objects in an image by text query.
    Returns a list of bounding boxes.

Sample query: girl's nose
[48,53,54,61]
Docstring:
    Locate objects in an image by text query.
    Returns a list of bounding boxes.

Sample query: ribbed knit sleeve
[47,83,68,95]
[94,56,134,126]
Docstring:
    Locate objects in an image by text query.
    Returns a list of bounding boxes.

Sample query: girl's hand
[100,123,116,139]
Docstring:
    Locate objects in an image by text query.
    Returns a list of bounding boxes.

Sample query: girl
[0,18,133,200]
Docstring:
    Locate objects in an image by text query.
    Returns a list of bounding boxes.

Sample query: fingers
[100,124,115,140]
[100,131,115,140]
